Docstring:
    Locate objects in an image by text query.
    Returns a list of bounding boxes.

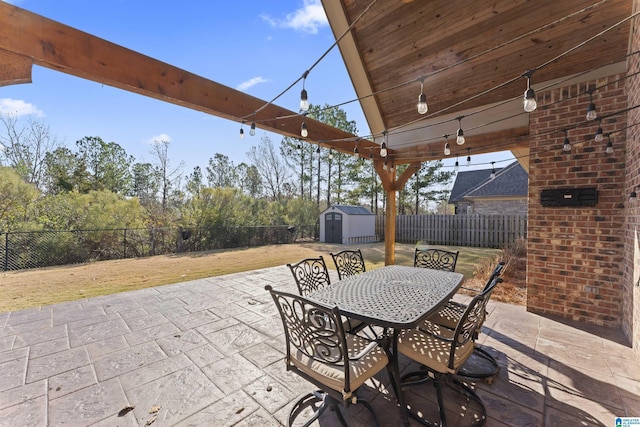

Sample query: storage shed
[319,205,377,244]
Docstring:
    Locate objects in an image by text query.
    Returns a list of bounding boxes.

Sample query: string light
[300,71,310,112]
[383,158,388,171]
[380,130,388,157]
[239,126,245,139]
[466,148,471,166]
[456,116,465,145]
[586,89,597,120]
[250,122,256,136]
[417,79,428,114]
[301,121,308,138]
[329,149,333,160]
[523,70,537,113]
[454,155,459,171]
[563,129,571,152]
[316,145,321,154]
[606,134,613,154]
[354,138,359,154]
[490,162,496,179]
[443,134,451,156]
[595,120,604,142]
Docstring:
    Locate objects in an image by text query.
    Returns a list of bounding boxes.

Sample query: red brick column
[623,2,640,356]
[527,74,627,328]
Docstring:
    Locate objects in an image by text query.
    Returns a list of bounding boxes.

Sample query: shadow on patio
[0,265,638,426]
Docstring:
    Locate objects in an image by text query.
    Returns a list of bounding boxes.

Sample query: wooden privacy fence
[375,214,527,248]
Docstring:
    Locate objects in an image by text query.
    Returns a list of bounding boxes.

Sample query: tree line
[0,105,454,234]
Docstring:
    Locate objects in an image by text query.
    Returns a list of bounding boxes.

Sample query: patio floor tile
[0,265,638,426]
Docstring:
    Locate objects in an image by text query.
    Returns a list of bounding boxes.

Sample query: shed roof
[321,205,373,216]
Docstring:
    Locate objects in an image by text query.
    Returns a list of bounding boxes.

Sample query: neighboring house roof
[449,161,528,203]
[321,205,373,215]
[448,168,500,203]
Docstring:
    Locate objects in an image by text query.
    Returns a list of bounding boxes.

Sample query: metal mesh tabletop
[308,265,464,328]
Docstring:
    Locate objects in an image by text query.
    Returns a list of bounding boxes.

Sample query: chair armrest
[348,339,380,360]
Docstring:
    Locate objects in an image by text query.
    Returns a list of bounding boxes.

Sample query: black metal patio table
[308,265,464,426]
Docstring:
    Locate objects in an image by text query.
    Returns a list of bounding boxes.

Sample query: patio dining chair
[266,285,391,427]
[423,269,504,383]
[429,261,505,330]
[287,256,363,334]
[287,256,332,297]
[414,248,459,272]
[330,248,366,280]
[397,293,488,426]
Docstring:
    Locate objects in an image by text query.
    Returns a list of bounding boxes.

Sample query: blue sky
[1,0,513,175]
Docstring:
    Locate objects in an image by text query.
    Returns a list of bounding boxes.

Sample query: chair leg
[450,376,487,427]
[435,375,448,427]
[458,346,500,383]
[400,370,486,427]
[288,390,380,427]
[288,390,330,427]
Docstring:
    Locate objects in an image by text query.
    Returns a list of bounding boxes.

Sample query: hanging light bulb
[523,70,537,113]
[250,122,256,136]
[380,131,388,157]
[300,88,309,112]
[239,127,245,139]
[383,158,388,171]
[466,148,471,167]
[316,145,320,154]
[456,116,465,145]
[586,90,597,121]
[300,71,310,112]
[490,162,496,179]
[606,134,613,154]
[328,149,333,160]
[444,142,451,156]
[301,122,308,138]
[562,130,571,152]
[595,121,604,142]
[390,162,395,172]
[417,80,428,115]
[354,138,359,155]
[454,156,459,171]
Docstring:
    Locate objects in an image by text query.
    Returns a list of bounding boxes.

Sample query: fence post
[3,232,8,271]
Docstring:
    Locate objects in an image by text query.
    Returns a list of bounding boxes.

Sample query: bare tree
[0,114,60,189]
[150,139,183,213]
[247,135,290,201]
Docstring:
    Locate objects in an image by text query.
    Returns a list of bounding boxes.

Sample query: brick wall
[623,4,640,357]
[527,74,627,328]
[472,198,528,216]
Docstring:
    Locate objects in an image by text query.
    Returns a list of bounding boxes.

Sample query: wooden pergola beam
[0,49,32,87]
[0,3,361,153]
[390,127,530,164]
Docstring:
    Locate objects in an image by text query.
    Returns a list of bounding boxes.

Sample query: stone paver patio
[1,265,639,426]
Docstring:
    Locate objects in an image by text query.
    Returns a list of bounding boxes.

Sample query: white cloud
[236,76,269,92]
[147,133,172,144]
[0,98,44,117]
[262,0,328,35]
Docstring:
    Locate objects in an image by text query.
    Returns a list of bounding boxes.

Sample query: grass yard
[0,241,523,313]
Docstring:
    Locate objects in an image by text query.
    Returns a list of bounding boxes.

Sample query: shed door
[325,213,343,244]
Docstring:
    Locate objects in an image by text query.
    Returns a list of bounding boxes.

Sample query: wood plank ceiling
[322,0,633,165]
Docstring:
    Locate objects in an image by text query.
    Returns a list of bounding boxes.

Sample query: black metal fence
[1,224,316,271]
